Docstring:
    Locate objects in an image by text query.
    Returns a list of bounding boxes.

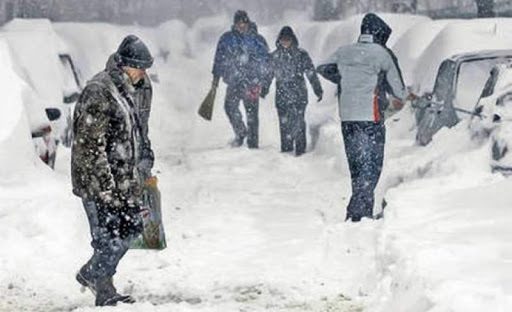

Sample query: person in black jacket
[72,35,154,306]
[263,26,323,156]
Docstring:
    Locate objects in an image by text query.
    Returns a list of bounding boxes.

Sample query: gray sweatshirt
[324,35,406,122]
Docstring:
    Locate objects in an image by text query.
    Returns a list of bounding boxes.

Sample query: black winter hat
[360,13,392,45]
[116,35,154,69]
[234,10,250,24]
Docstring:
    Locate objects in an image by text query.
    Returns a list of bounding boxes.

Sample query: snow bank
[367,120,511,312]
[0,38,40,180]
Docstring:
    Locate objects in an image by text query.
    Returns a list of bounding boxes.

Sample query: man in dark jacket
[263,26,323,156]
[71,35,154,306]
[212,10,270,148]
[318,14,407,222]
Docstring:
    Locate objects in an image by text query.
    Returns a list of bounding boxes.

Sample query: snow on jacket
[322,34,406,122]
[106,54,154,178]
[212,22,270,88]
[71,66,145,205]
[265,26,323,107]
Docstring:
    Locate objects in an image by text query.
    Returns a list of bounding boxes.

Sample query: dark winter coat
[265,26,323,108]
[106,54,154,178]
[71,66,145,209]
[212,22,270,88]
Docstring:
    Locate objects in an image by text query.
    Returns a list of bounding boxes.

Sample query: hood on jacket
[232,10,254,35]
[276,26,299,49]
[234,10,249,24]
[360,13,392,45]
[249,21,259,34]
[106,53,119,71]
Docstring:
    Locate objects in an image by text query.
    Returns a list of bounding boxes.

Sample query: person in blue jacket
[212,10,270,148]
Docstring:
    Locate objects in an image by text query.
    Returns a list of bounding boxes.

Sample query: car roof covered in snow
[448,49,512,63]
[414,19,512,94]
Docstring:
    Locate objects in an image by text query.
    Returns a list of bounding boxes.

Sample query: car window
[432,60,456,103]
[456,57,512,111]
[59,55,81,98]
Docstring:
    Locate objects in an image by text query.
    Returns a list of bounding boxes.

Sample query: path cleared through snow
[1,141,384,312]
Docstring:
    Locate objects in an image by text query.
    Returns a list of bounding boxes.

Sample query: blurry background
[0,0,510,26]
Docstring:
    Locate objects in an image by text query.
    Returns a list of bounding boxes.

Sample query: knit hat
[115,35,154,69]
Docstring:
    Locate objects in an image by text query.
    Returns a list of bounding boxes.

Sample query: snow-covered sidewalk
[1,142,386,311]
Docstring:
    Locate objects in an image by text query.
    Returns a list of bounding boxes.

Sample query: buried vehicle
[1,19,82,167]
[470,61,512,173]
[413,50,512,145]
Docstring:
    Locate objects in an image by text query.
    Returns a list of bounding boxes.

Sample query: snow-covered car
[413,50,512,145]
[1,19,82,167]
[470,62,512,173]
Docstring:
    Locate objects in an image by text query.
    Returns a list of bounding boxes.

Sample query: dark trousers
[80,200,136,280]
[225,85,259,148]
[277,104,307,155]
[342,121,386,221]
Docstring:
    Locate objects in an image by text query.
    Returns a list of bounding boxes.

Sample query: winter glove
[246,85,262,102]
[317,93,323,102]
[406,92,418,102]
[261,86,269,99]
[391,98,404,111]
[212,76,220,89]
[145,175,159,189]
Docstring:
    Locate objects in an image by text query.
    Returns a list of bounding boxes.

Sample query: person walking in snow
[317,13,408,222]
[211,10,270,148]
[71,35,154,306]
[263,26,323,156]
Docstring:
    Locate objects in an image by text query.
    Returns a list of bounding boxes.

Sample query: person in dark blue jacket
[263,26,323,156]
[212,10,270,148]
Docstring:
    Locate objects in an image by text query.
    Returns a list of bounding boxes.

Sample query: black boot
[76,265,96,295]
[95,277,135,306]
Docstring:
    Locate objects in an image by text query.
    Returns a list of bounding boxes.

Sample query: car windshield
[432,60,456,103]
[455,57,512,111]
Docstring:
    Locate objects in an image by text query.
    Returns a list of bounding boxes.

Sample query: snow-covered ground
[1,13,512,312]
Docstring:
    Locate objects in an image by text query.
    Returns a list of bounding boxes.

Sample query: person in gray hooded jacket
[317,13,407,222]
